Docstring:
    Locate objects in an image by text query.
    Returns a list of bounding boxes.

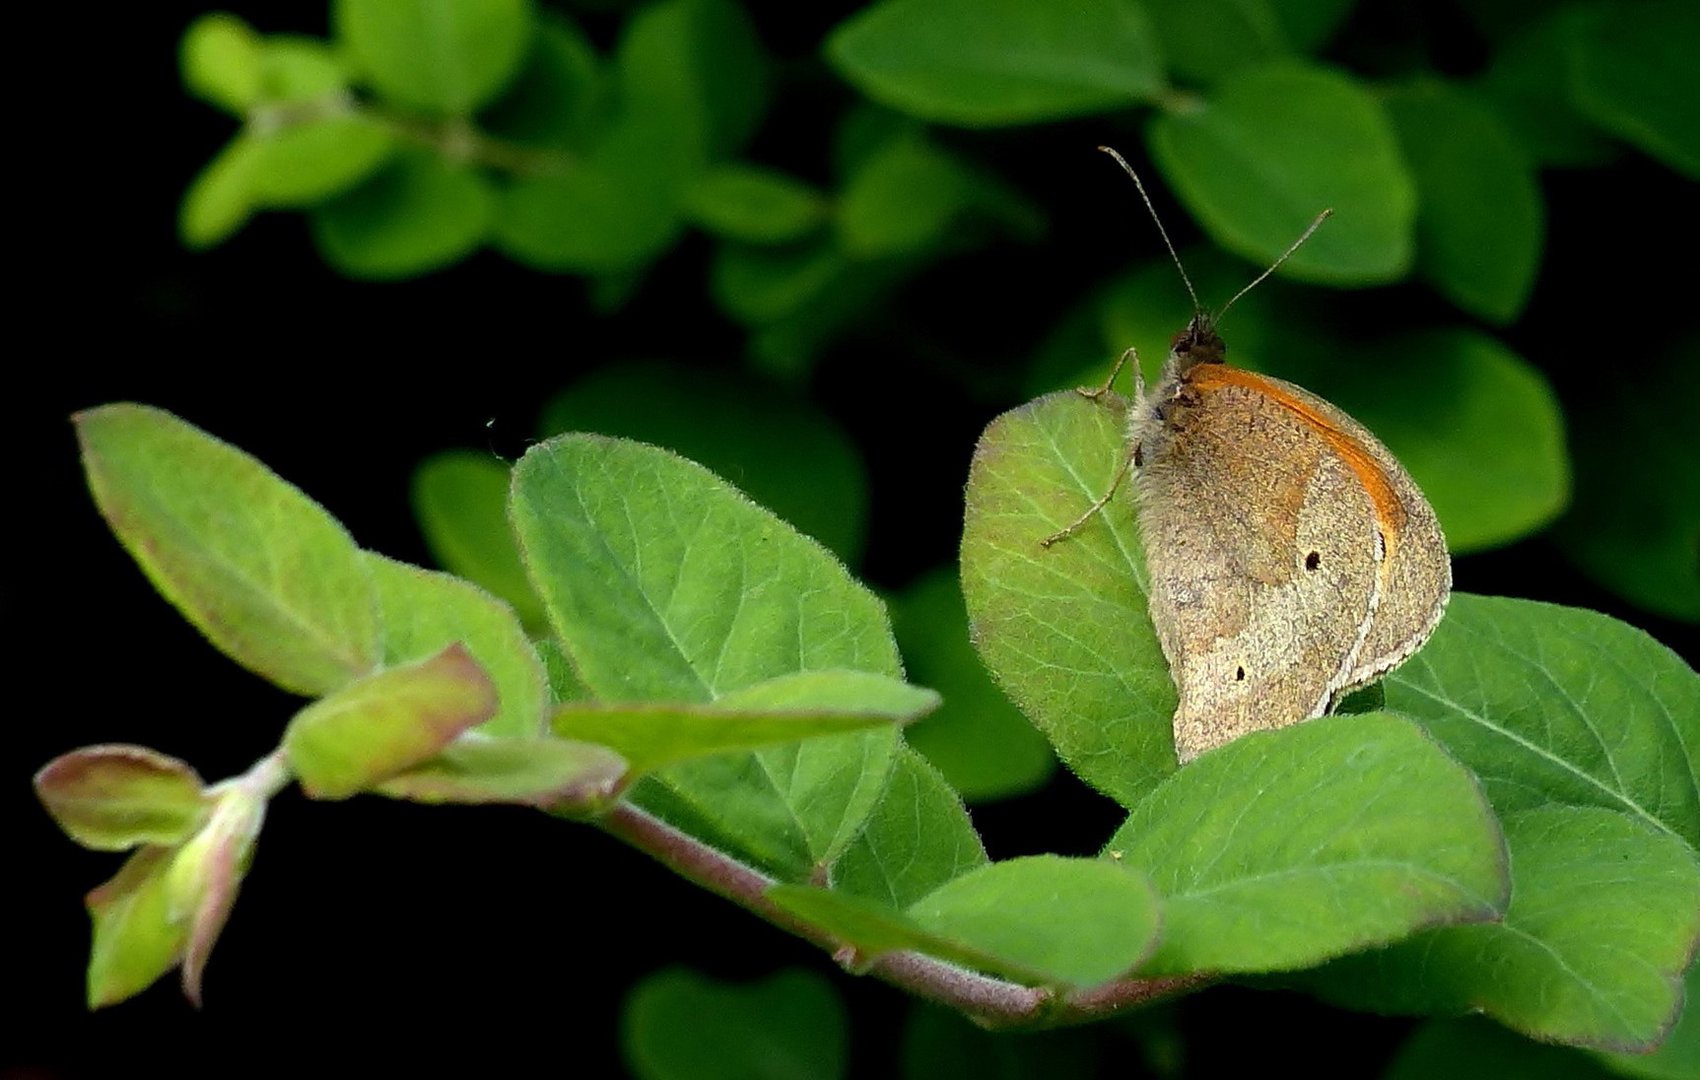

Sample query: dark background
[12,2,1696,1075]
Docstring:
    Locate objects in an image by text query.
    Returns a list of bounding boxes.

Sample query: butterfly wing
[1132,367,1384,762]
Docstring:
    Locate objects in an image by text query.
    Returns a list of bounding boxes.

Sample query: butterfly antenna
[1097,146,1201,317]
[1217,208,1333,321]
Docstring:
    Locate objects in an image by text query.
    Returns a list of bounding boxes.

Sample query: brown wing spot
[1305,551,1321,570]
[1186,365,1408,557]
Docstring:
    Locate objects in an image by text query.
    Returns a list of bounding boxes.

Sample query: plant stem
[596,802,1209,1029]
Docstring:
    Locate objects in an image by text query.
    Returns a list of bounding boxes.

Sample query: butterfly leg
[1077,346,1140,402]
[1040,441,1137,548]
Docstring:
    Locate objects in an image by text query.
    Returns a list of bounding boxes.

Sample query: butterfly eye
[1305,551,1321,571]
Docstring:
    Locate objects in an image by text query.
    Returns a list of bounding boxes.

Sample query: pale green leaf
[284,644,497,799]
[311,151,494,279]
[830,746,989,907]
[76,404,380,696]
[334,0,536,115]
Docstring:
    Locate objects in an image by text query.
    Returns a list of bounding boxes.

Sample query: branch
[595,802,1210,1029]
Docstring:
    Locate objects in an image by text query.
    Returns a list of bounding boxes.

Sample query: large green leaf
[76,404,380,696]
[830,746,989,907]
[1303,806,1700,1051]
[960,391,1176,806]
[364,552,548,739]
[826,0,1164,127]
[537,362,868,564]
[1385,82,1544,323]
[622,968,847,1080]
[410,451,547,632]
[1107,712,1507,975]
[1554,335,1700,622]
[1569,1,1700,179]
[334,0,535,115]
[773,855,1160,988]
[1149,62,1415,284]
[1385,594,1700,855]
[311,151,494,279]
[509,434,903,879]
[890,568,1055,802]
[1597,959,1700,1079]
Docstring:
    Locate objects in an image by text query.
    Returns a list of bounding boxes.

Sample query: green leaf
[310,150,493,279]
[410,451,547,632]
[1384,593,1700,854]
[75,404,380,696]
[890,569,1055,803]
[686,164,827,243]
[1304,806,1700,1051]
[250,114,395,207]
[711,238,848,326]
[479,10,607,152]
[34,746,208,852]
[618,0,769,164]
[907,855,1161,986]
[365,552,548,739]
[1385,82,1544,323]
[622,968,847,1080]
[537,361,869,564]
[552,670,934,773]
[1596,959,1700,1079]
[1106,712,1508,976]
[830,747,989,907]
[835,136,972,258]
[492,121,685,273]
[283,643,498,799]
[960,391,1175,806]
[1475,8,1619,169]
[375,733,626,809]
[1269,328,1569,553]
[180,13,264,115]
[1387,1018,1623,1080]
[1140,0,1288,87]
[334,0,536,115]
[1149,61,1416,284]
[257,35,351,103]
[1554,335,1700,622]
[826,0,1164,127]
[178,135,264,249]
[510,433,903,877]
[774,855,1161,987]
[1569,1,1700,179]
[900,1004,1099,1080]
[85,847,186,1009]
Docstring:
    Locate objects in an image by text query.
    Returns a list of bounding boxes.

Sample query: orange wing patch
[1187,365,1408,557]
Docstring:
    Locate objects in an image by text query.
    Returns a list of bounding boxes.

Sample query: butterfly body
[1130,314,1450,762]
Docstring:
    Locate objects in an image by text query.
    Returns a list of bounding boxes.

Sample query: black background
[12,2,1696,1075]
